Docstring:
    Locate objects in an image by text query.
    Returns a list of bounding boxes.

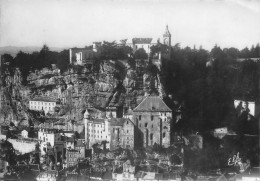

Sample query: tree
[133,48,148,60]
[101,41,118,60]
[240,47,250,58]
[57,50,70,73]
[40,44,50,53]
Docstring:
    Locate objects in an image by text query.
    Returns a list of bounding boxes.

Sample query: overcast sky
[0,0,260,50]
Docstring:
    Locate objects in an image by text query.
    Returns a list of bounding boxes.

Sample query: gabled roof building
[133,96,172,148]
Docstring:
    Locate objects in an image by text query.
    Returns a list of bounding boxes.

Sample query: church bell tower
[163,25,171,47]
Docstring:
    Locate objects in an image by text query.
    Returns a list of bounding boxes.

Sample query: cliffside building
[38,128,62,155]
[84,110,139,150]
[129,38,156,54]
[29,97,57,114]
[125,25,172,56]
[69,42,101,66]
[234,99,260,117]
[133,96,172,148]
[66,141,85,168]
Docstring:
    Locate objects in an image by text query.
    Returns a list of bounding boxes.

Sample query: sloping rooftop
[132,38,153,44]
[31,97,56,102]
[133,96,172,112]
[110,118,133,126]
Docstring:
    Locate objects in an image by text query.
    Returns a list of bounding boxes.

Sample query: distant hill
[0,46,69,57]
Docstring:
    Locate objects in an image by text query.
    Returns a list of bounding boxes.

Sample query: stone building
[84,110,139,150]
[130,38,156,54]
[38,128,61,155]
[125,25,172,56]
[109,118,137,150]
[133,96,172,148]
[29,97,57,114]
[69,42,101,66]
[66,141,85,168]
[234,99,260,117]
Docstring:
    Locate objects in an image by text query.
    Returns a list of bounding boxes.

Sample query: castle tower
[84,109,90,148]
[163,25,171,47]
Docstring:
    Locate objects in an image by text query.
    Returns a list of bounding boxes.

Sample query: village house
[21,129,29,138]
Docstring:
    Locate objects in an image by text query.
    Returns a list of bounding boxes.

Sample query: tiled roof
[133,96,172,112]
[91,119,105,124]
[31,97,56,102]
[75,140,85,147]
[110,118,133,126]
[132,38,153,44]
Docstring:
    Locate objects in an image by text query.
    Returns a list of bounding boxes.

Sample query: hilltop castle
[69,25,172,66]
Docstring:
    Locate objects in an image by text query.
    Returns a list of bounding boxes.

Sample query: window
[150,133,153,140]
[126,121,128,124]
[163,132,166,138]
[151,115,153,121]
[145,123,148,127]
[139,115,141,120]
[127,130,129,133]
[151,124,153,128]
[139,124,141,127]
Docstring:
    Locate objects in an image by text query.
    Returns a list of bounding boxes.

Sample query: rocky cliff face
[0,59,163,126]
